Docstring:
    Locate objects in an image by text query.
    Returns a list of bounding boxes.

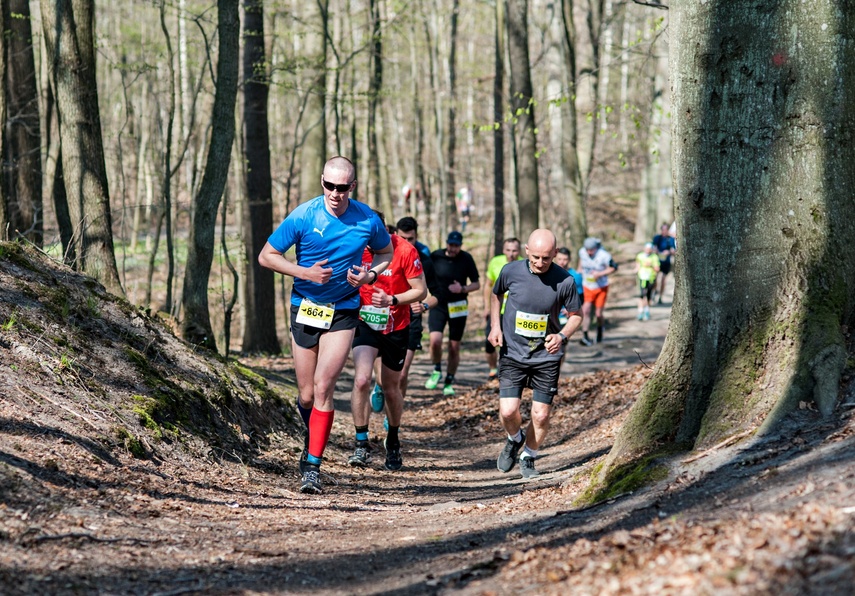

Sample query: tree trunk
[366,0,382,207]
[241,0,280,354]
[3,0,41,245]
[158,0,177,314]
[559,0,586,249]
[492,0,505,255]
[446,0,460,229]
[181,0,239,350]
[40,0,122,295]
[605,1,855,475]
[299,0,327,202]
[506,0,539,235]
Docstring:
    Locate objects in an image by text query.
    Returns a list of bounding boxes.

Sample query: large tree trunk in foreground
[605,1,855,473]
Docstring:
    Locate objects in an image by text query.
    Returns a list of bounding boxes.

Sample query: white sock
[521,446,538,460]
[508,430,523,443]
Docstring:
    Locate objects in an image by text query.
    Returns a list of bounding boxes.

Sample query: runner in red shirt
[348,226,427,471]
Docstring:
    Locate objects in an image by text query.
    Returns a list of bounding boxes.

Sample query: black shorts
[408,312,423,351]
[498,358,561,405]
[290,304,359,349]
[352,323,409,372]
[428,307,467,342]
[484,315,496,354]
[659,260,671,275]
[638,279,655,300]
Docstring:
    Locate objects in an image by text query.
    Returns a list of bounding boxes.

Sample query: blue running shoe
[370,383,385,413]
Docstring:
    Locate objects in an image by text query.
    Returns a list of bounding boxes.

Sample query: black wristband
[367,270,378,284]
[391,295,399,306]
[558,332,567,344]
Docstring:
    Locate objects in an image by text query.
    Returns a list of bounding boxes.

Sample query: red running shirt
[359,235,423,333]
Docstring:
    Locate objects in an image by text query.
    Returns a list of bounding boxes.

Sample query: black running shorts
[497,358,561,405]
[352,323,409,372]
[408,312,424,351]
[290,304,359,349]
[428,306,467,342]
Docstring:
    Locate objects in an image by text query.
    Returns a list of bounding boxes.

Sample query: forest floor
[1,240,855,595]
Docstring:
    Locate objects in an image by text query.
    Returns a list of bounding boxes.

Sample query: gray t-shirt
[492,260,582,362]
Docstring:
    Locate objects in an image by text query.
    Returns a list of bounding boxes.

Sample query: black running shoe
[384,439,403,471]
[299,432,310,475]
[348,441,370,467]
[497,432,525,473]
[579,335,593,347]
[300,464,322,494]
[520,456,540,479]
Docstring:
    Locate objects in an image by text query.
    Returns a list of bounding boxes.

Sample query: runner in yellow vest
[635,243,660,321]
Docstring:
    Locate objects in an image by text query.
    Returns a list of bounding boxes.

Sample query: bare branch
[632,0,668,9]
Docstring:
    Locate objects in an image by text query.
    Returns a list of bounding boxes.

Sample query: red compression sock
[307,408,334,460]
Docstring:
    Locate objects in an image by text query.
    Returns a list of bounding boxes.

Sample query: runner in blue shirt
[259,156,392,494]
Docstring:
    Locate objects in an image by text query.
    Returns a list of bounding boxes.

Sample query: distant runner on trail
[652,222,677,304]
[489,229,582,479]
[426,231,480,396]
[258,156,392,495]
[635,243,660,321]
[394,217,441,402]
[348,214,426,471]
[483,238,522,381]
[577,237,617,346]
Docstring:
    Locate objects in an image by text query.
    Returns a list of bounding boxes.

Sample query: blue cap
[447,231,463,245]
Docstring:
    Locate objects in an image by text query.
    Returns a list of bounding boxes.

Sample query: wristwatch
[367,270,378,284]
[422,302,430,311]
[557,332,568,345]
[391,295,399,306]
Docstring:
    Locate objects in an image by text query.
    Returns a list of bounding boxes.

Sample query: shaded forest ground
[1,240,854,595]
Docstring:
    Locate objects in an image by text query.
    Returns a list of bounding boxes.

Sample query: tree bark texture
[3,0,41,245]
[607,1,855,470]
[298,0,327,203]
[0,5,6,239]
[241,0,280,353]
[559,0,586,249]
[492,0,505,255]
[506,0,539,235]
[181,0,239,350]
[41,0,122,294]
[446,0,459,229]
[366,0,382,208]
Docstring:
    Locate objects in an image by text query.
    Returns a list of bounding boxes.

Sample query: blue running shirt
[267,196,391,308]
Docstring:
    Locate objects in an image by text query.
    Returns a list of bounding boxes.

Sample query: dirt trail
[4,259,854,595]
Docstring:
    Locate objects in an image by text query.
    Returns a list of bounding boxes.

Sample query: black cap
[447,231,463,245]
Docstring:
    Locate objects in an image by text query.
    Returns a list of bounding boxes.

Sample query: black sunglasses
[322,178,355,193]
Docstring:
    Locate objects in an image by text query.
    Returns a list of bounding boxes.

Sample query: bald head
[527,229,557,253]
[324,156,355,182]
[525,229,558,274]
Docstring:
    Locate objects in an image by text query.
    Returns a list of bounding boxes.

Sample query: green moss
[132,395,164,440]
[574,456,669,507]
[114,427,146,458]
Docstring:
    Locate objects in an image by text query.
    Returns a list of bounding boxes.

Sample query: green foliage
[1,314,15,332]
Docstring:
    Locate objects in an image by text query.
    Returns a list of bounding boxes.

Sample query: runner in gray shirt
[488,229,582,479]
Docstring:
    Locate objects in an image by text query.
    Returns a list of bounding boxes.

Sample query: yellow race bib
[448,299,469,319]
[514,311,548,338]
[296,298,335,329]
